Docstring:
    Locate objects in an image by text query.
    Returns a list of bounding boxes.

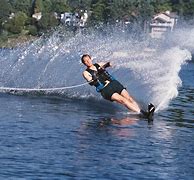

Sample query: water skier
[81,54,155,118]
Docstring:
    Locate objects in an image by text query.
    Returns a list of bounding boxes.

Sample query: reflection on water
[100,116,138,126]
[92,116,139,139]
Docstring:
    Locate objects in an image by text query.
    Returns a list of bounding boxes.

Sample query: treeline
[0,0,194,38]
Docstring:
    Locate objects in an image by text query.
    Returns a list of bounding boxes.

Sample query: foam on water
[0,27,192,111]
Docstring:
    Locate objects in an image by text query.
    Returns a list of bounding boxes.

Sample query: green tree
[171,0,194,20]
[171,0,184,16]
[51,0,70,13]
[90,1,106,24]
[4,11,28,34]
[26,25,38,35]
[81,0,92,9]
[183,1,194,19]
[37,12,59,31]
[12,0,32,16]
[42,0,52,13]
[67,0,80,10]
[109,0,135,22]
[34,0,44,13]
[66,0,92,11]
[151,0,172,13]
[0,0,12,33]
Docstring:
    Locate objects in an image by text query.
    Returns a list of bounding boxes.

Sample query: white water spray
[0,27,192,111]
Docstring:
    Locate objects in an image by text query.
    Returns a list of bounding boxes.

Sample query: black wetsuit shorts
[100,80,125,101]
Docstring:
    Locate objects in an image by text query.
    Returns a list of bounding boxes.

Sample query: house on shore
[60,10,88,28]
[32,10,88,28]
[150,11,178,39]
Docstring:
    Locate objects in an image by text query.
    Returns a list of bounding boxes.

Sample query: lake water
[0,30,194,179]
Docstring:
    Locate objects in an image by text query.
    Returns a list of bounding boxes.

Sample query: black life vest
[86,63,114,92]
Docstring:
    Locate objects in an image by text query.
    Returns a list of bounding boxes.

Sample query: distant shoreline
[0,35,38,48]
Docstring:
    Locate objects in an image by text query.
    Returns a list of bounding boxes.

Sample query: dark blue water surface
[0,63,194,179]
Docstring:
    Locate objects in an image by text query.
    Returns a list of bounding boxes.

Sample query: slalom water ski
[140,103,155,121]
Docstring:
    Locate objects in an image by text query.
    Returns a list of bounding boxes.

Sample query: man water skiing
[81,54,155,119]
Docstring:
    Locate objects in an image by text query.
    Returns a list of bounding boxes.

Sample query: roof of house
[164,11,178,18]
[154,11,178,20]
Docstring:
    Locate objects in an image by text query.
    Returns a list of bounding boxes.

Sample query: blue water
[0,57,193,179]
